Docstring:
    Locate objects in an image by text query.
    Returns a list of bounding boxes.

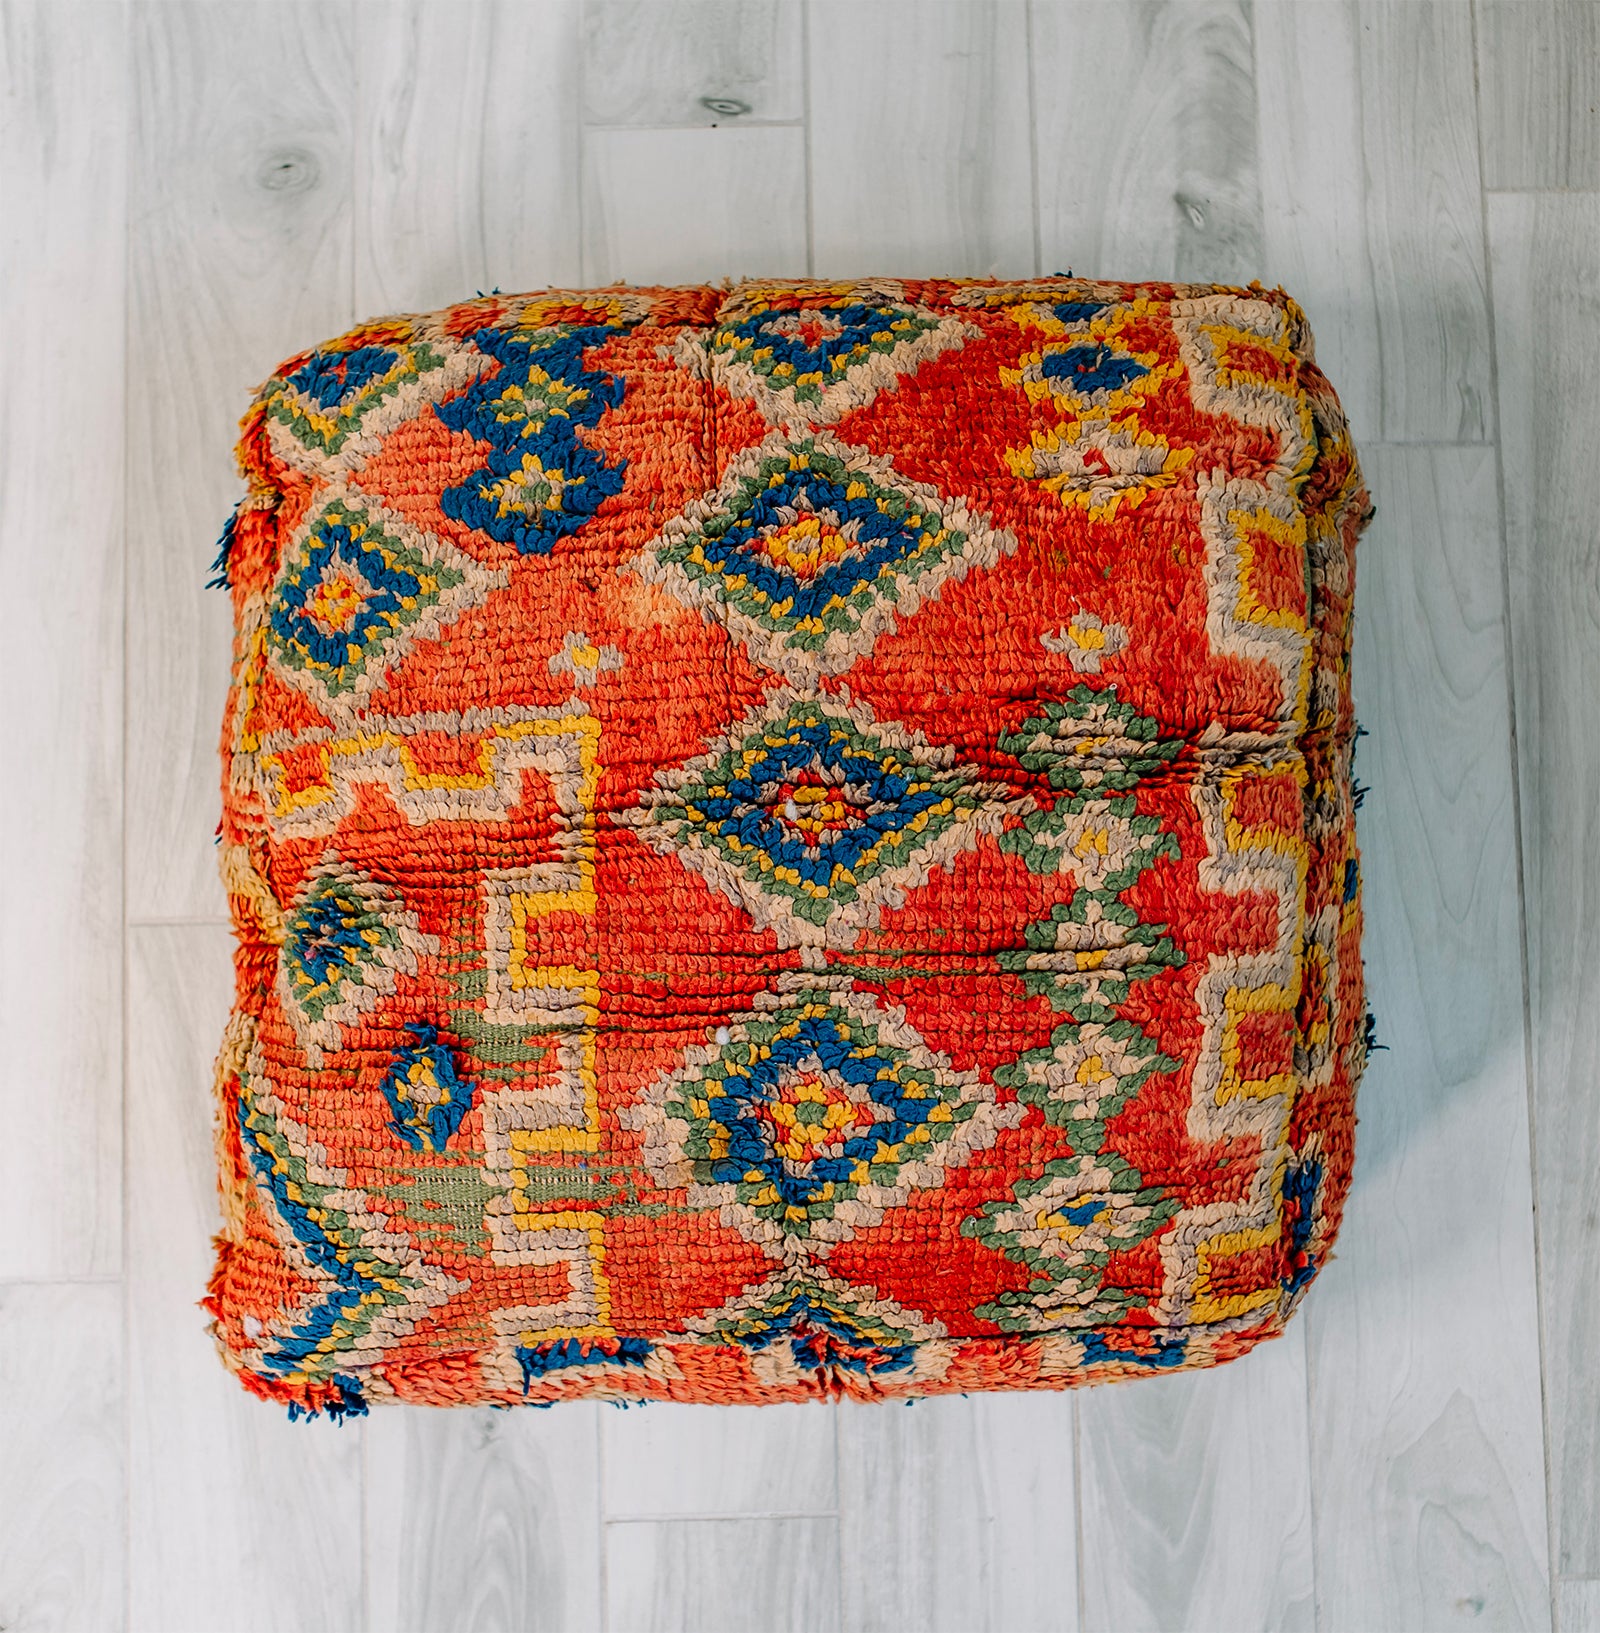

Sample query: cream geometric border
[1157,760,1309,1329]
[251,701,598,842]
[473,707,606,1270]
[1150,295,1330,1332]
[1171,295,1318,742]
[485,1215,612,1341]
[262,484,510,717]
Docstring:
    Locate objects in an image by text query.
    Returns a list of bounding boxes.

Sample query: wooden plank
[581,125,808,285]
[607,1516,841,1633]
[364,1405,605,1632]
[0,1281,123,1633]
[126,924,364,1633]
[1076,1328,1315,1632]
[1476,0,1599,190]
[0,0,125,1278]
[966,1391,1084,1633]
[1031,0,1262,284]
[1357,0,1492,442]
[125,0,356,922]
[604,1403,836,1518]
[1258,0,1493,443]
[353,0,582,316]
[1561,1580,1600,1633]
[807,0,1034,279]
[582,0,803,127]
[1489,192,1600,1587]
[970,1392,1082,1633]
[1253,0,1382,447]
[836,1391,1080,1633]
[1305,444,1550,1630]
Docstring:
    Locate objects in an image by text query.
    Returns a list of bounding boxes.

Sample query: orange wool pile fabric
[206,277,1370,1415]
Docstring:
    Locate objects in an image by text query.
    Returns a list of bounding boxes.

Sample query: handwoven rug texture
[206,277,1370,1414]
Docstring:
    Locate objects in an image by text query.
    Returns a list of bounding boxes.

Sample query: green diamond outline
[629,428,1016,681]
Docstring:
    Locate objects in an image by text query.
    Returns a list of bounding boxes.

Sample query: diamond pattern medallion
[688,1266,949,1384]
[276,861,439,1068]
[962,1152,1179,1332]
[1000,303,1192,522]
[706,300,975,427]
[262,331,490,477]
[623,686,1024,948]
[435,322,630,555]
[265,487,508,712]
[628,429,1017,681]
[624,979,1022,1261]
[1006,420,1194,523]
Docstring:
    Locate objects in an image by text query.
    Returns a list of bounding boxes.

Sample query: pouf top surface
[208,276,1369,1414]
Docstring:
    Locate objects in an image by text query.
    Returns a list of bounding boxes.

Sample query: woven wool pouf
[207,277,1370,1416]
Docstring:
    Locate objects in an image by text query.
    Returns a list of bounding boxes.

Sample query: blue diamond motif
[630,688,1012,944]
[379,1023,478,1153]
[631,429,1015,680]
[287,345,402,409]
[699,462,934,620]
[632,982,1017,1249]
[436,324,628,554]
[1038,343,1150,397]
[271,511,434,676]
[706,299,973,427]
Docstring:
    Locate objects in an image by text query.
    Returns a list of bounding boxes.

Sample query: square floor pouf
[206,277,1370,1415]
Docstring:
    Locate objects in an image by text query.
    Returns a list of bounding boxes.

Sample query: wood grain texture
[1031,0,1262,284]
[1254,0,1382,447]
[604,1403,836,1518]
[1306,445,1550,1631]
[1076,1327,1315,1633]
[125,0,356,921]
[1561,1580,1600,1633]
[0,1281,123,1633]
[1476,0,1600,191]
[365,1405,604,1632]
[836,1391,1080,1633]
[582,0,803,127]
[1258,0,1493,446]
[966,1393,1082,1633]
[0,0,124,1279]
[807,0,1034,279]
[607,1517,841,1633]
[1357,0,1494,442]
[126,924,363,1633]
[1489,192,1600,1585]
[581,124,808,284]
[354,0,582,315]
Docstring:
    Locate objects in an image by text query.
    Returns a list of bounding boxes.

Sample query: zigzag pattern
[254,704,597,840]
[1173,297,1319,739]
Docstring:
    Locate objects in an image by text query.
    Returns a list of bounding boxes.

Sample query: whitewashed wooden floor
[1,1,1596,1629]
